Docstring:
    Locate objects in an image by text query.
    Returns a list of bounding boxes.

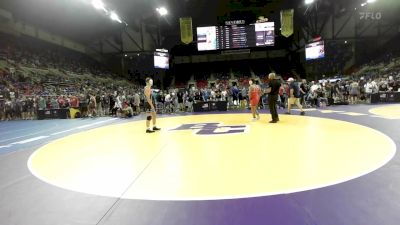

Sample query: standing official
[266,73,281,123]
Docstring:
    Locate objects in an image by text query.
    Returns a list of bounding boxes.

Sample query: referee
[266,73,281,123]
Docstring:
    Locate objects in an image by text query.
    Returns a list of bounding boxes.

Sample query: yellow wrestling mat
[369,105,400,119]
[28,114,396,200]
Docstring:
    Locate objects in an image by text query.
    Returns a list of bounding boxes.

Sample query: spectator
[133,92,141,115]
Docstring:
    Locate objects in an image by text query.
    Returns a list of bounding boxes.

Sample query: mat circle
[28,114,396,200]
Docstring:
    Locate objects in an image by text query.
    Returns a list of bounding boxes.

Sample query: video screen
[154,51,169,69]
[306,41,325,60]
[196,26,217,51]
[255,22,275,46]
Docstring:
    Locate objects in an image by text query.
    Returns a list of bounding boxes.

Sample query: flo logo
[170,123,247,135]
[359,12,382,20]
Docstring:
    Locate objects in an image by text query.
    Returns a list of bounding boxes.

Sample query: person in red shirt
[58,96,65,108]
[69,95,79,108]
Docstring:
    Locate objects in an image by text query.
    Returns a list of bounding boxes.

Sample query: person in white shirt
[133,93,141,115]
[310,81,320,93]
[171,91,177,112]
[221,89,227,102]
[210,89,216,101]
[364,80,373,95]
[164,93,172,113]
[165,93,171,102]
[364,79,379,102]
[114,94,122,113]
[309,81,320,105]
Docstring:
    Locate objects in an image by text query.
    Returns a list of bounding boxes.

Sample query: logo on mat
[170,123,247,135]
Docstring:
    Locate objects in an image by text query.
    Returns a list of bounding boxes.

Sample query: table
[193,101,228,112]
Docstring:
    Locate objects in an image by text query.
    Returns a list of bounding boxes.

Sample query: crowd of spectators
[2,61,399,121]
[0,69,145,120]
[0,33,113,77]
[2,71,400,121]
[297,53,400,107]
[0,33,142,121]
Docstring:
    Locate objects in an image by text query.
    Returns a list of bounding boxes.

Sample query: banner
[180,17,193,44]
[280,9,294,38]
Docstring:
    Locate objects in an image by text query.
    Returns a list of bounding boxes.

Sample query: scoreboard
[197,22,275,51]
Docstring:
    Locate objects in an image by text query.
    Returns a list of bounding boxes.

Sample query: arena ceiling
[0,0,398,45]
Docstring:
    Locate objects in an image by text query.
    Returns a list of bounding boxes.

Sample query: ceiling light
[156,7,168,16]
[305,0,315,5]
[91,0,107,13]
[110,11,122,23]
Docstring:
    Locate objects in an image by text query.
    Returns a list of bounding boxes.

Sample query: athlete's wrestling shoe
[146,129,155,133]
[153,127,161,131]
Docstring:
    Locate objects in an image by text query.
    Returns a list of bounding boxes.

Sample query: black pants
[268,95,279,121]
[300,94,305,105]
[279,95,286,108]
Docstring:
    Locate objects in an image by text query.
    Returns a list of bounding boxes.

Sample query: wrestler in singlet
[144,78,160,133]
[249,79,261,121]
[250,84,261,107]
